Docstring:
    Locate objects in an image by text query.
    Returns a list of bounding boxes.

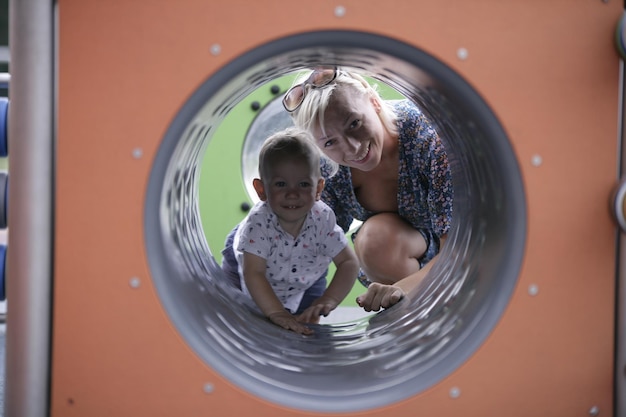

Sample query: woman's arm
[356,234,447,311]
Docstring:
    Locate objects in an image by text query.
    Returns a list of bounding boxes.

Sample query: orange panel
[52,0,620,416]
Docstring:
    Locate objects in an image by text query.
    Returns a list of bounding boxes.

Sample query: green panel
[199,76,296,262]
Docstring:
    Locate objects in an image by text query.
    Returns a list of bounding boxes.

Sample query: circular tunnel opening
[144,30,526,413]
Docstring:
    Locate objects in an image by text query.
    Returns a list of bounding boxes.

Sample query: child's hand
[297,297,339,324]
[268,311,313,335]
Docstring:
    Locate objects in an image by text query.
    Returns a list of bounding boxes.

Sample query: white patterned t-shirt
[234,200,347,313]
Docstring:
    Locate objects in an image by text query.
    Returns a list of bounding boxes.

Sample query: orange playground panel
[50,1,621,416]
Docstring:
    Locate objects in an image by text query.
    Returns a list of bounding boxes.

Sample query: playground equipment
[0,95,7,303]
[4,0,626,416]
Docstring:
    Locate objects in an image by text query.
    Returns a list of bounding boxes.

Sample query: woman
[283,67,453,312]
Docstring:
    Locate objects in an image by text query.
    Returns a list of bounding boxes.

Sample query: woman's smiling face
[311,86,387,172]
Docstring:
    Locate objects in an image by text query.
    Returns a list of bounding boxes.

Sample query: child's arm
[297,245,359,323]
[242,251,313,335]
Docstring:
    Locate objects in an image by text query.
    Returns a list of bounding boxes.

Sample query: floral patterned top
[321,99,453,237]
[234,200,348,313]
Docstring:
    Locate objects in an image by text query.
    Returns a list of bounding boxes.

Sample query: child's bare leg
[353,213,427,285]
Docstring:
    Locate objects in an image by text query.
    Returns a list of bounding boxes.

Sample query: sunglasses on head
[282,66,338,112]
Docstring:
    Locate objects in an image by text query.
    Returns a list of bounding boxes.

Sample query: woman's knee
[355,213,427,264]
[354,227,386,256]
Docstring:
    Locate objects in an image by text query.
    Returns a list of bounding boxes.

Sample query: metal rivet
[132,148,143,159]
[528,284,539,296]
[531,154,543,166]
[129,277,141,288]
[449,387,461,398]
[203,383,214,394]
[589,405,600,416]
[334,6,346,17]
[210,44,221,56]
[457,48,468,60]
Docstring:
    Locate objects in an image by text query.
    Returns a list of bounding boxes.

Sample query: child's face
[255,157,324,227]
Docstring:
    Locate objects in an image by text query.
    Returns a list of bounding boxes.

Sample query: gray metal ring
[144,30,526,413]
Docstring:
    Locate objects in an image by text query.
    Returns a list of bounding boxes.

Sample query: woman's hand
[268,311,313,335]
[356,283,405,312]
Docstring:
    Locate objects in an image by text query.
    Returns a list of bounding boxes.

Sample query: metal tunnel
[144,30,526,413]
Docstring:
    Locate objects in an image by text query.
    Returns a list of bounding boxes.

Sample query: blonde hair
[288,69,398,175]
[257,127,322,181]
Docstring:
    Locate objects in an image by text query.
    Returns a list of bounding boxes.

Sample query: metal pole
[5,0,54,416]
[616,52,626,416]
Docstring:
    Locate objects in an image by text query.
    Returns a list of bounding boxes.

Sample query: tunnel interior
[144,30,526,413]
